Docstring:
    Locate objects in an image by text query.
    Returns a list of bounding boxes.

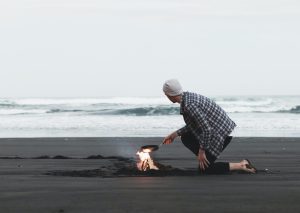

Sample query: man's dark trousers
[181,133,232,174]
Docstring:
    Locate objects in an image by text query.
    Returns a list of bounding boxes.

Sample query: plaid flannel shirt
[177,92,236,157]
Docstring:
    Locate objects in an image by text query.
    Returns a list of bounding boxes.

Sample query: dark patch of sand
[0,154,276,178]
[45,157,199,177]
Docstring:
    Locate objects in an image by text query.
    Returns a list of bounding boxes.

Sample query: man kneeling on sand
[162,79,257,174]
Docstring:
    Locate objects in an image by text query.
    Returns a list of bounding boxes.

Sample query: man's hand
[163,132,178,145]
[198,149,210,171]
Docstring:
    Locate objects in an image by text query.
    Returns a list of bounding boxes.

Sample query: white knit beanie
[163,79,183,96]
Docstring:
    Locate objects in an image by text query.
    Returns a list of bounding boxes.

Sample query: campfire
[136,150,159,171]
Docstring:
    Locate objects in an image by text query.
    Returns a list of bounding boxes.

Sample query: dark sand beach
[0,137,300,213]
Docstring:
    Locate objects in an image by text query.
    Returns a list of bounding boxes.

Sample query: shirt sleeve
[185,103,212,150]
[176,125,189,136]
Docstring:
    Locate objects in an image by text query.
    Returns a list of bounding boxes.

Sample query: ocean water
[0,96,299,138]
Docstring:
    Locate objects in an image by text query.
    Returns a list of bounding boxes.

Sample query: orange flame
[136,150,159,171]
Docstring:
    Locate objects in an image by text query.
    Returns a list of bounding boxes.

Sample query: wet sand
[0,137,300,213]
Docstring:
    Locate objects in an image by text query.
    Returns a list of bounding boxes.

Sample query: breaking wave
[47,109,85,113]
[279,105,300,114]
[45,105,300,115]
[0,97,299,115]
[93,107,179,116]
[46,107,180,116]
[1,105,300,116]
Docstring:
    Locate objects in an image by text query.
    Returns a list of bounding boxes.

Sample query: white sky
[0,0,299,97]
